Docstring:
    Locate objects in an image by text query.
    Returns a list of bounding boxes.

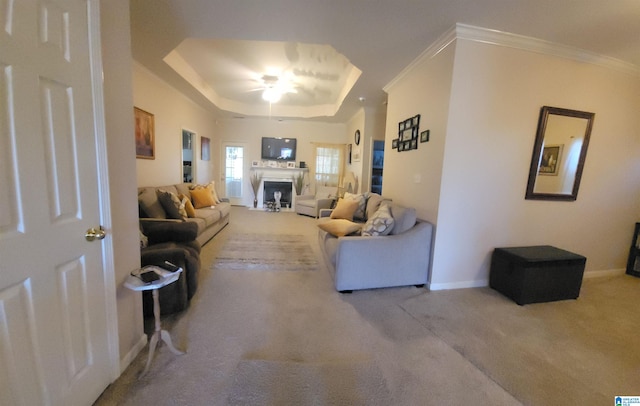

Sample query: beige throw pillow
[330,199,360,221]
[317,219,362,237]
[343,192,366,221]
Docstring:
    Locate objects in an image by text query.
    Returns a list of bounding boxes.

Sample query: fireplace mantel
[251,167,308,209]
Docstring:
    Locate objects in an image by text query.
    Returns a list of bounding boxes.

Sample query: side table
[124,266,185,376]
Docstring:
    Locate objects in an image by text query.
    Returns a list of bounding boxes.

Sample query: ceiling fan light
[262,87,282,103]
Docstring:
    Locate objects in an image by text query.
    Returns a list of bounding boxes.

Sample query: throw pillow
[190,181,221,204]
[317,219,362,237]
[157,189,187,220]
[361,202,395,236]
[330,199,360,221]
[178,193,196,217]
[139,229,148,248]
[190,187,216,208]
[343,192,366,221]
[138,187,167,219]
[365,193,385,220]
[390,205,417,235]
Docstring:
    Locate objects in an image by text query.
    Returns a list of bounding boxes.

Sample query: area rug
[212,233,318,272]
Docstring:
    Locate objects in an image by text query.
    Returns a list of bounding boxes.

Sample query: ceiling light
[262,87,282,103]
[358,96,366,102]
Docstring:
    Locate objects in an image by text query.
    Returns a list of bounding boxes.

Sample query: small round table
[124,267,185,376]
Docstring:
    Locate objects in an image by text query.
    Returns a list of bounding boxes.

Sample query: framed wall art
[201,136,210,160]
[394,114,420,152]
[134,107,155,159]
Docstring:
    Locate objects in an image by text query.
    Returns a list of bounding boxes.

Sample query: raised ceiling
[130,0,640,123]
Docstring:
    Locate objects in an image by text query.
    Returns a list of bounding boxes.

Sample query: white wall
[133,63,218,187]
[216,118,347,205]
[100,0,145,369]
[386,33,640,289]
[346,109,365,192]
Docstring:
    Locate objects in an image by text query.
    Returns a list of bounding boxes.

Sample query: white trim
[87,0,120,381]
[428,279,488,291]
[119,333,148,373]
[583,268,626,279]
[384,23,640,91]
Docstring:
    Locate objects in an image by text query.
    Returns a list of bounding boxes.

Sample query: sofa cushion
[138,187,167,219]
[193,207,221,227]
[215,201,231,218]
[191,187,216,208]
[330,199,360,221]
[390,205,417,235]
[318,219,362,237]
[157,189,187,220]
[361,202,395,236]
[343,192,366,221]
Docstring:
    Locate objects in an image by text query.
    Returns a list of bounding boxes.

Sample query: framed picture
[286,162,296,168]
[201,136,210,160]
[353,148,361,162]
[392,139,399,149]
[420,130,430,143]
[268,161,277,168]
[134,107,154,159]
[348,143,352,164]
[397,114,421,153]
[538,144,564,176]
[411,139,418,150]
[252,160,260,167]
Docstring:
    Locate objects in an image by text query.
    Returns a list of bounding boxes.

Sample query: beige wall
[100,1,145,369]
[216,118,347,205]
[386,36,640,289]
[133,63,219,187]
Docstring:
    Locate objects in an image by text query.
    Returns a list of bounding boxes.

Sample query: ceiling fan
[249,74,298,103]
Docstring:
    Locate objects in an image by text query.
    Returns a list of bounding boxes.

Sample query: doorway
[371,140,384,194]
[222,143,245,205]
[182,130,195,183]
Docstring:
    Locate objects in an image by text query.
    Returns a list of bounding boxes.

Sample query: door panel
[0,1,112,405]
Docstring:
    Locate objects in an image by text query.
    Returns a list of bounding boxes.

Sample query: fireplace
[263,181,293,208]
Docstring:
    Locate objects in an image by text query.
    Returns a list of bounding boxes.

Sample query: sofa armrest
[219,197,230,203]
[319,209,333,218]
[140,220,198,245]
[333,221,433,291]
[316,198,334,210]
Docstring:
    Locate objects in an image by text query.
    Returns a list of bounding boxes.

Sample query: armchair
[295,185,337,218]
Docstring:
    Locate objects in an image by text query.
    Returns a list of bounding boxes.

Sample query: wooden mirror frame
[525,106,595,201]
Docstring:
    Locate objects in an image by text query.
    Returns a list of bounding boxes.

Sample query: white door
[221,143,245,205]
[0,1,113,405]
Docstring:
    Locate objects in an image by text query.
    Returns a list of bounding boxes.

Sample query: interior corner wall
[132,63,219,187]
[430,39,640,289]
[100,0,144,368]
[216,118,346,205]
[383,43,456,223]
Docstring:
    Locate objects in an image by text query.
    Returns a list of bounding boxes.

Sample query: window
[314,144,344,187]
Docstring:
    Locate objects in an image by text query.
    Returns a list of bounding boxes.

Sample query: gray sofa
[318,197,433,292]
[138,183,230,246]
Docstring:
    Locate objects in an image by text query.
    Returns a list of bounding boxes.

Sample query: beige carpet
[95,207,640,405]
[213,233,318,272]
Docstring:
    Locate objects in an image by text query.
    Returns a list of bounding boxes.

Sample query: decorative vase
[253,198,258,208]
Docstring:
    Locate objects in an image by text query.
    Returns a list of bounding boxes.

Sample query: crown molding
[384,23,639,91]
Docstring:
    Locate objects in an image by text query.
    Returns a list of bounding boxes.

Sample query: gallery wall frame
[134,107,155,159]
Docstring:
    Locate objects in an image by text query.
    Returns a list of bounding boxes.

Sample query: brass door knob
[85,227,106,241]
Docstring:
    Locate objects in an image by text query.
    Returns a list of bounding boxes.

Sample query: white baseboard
[119,333,147,374]
[428,279,488,291]
[583,268,626,279]
[428,268,626,291]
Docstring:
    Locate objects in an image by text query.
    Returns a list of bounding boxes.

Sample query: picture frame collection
[392,114,429,153]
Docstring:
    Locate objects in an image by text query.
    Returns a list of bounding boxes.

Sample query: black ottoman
[490,245,586,305]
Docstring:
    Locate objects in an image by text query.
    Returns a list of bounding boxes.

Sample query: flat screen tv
[261,137,297,161]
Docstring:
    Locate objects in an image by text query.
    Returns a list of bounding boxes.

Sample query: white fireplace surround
[251,167,308,209]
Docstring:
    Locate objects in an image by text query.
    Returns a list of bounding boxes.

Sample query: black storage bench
[490,245,586,305]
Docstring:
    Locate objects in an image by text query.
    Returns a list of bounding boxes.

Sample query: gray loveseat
[317,195,433,292]
[138,183,230,246]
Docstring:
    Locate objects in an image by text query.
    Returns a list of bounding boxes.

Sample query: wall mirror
[525,106,595,201]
